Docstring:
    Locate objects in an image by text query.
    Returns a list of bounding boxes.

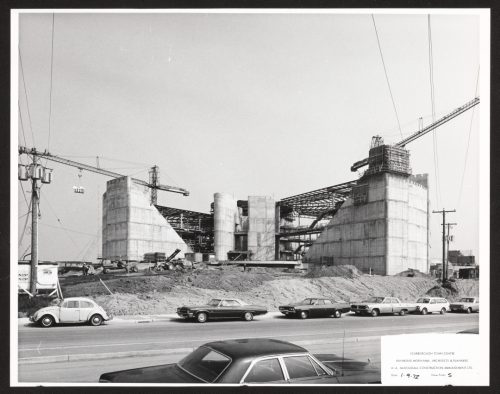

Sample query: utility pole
[445,223,457,280]
[432,209,456,283]
[18,155,52,295]
[30,158,39,295]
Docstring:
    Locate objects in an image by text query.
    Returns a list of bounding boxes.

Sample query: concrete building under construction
[101,141,430,275]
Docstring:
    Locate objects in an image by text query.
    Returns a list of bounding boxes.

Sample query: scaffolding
[155,205,214,253]
[364,145,411,177]
[278,180,357,218]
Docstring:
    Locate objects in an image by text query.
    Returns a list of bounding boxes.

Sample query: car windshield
[417,298,430,303]
[364,297,385,303]
[51,299,62,306]
[299,299,315,305]
[178,346,231,382]
[207,299,221,306]
[460,298,475,303]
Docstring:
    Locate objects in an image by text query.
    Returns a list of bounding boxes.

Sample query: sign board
[18,262,59,292]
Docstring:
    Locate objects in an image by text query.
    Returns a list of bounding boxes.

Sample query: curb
[18,335,378,365]
[19,347,194,365]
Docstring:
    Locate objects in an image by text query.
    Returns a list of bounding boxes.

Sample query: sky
[15,11,484,263]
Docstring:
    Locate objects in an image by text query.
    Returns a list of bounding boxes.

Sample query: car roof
[204,338,307,359]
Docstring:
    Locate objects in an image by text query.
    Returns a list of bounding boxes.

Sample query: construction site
[17,99,480,316]
[16,13,482,317]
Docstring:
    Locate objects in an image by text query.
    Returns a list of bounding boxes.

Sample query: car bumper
[177,312,195,318]
[450,307,465,312]
[351,308,370,314]
[29,315,36,322]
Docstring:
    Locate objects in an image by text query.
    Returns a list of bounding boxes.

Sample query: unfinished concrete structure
[101,139,429,275]
[303,144,429,275]
[213,194,276,261]
[102,177,191,261]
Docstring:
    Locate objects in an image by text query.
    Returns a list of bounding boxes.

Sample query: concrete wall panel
[102,177,190,261]
[305,172,429,275]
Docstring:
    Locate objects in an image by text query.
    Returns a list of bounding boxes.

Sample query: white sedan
[29,297,112,327]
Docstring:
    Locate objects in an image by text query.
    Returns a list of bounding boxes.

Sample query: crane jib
[350,97,480,172]
[18,146,189,196]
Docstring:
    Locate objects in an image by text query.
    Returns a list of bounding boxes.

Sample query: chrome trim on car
[239,352,334,384]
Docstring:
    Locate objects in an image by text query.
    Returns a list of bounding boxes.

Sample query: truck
[351,296,417,317]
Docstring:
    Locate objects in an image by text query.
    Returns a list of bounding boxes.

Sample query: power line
[19,180,30,210]
[19,48,36,146]
[371,14,403,139]
[457,66,480,208]
[18,198,32,247]
[428,15,441,207]
[39,222,99,238]
[18,101,28,147]
[47,13,55,154]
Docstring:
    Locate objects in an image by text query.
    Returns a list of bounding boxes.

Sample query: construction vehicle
[146,249,182,271]
[102,259,139,274]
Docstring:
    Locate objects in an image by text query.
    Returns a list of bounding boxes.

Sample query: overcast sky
[16,11,483,263]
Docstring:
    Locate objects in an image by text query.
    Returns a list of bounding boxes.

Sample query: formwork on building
[364,145,412,178]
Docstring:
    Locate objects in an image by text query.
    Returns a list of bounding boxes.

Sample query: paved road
[17,312,478,383]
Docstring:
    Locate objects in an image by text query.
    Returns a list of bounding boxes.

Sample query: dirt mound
[61,274,179,297]
[190,270,275,292]
[21,265,479,317]
[426,279,479,301]
[304,265,362,279]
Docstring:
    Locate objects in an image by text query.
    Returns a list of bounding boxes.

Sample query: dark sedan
[279,298,351,319]
[99,338,379,384]
[177,298,267,323]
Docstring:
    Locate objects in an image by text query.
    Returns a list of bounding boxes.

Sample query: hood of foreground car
[99,363,204,383]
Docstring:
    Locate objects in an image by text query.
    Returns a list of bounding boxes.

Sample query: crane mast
[350,97,480,172]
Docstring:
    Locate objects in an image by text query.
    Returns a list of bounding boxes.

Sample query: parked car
[29,297,112,327]
[414,297,450,315]
[279,298,351,319]
[450,297,479,313]
[351,297,417,317]
[99,338,380,384]
[176,298,267,323]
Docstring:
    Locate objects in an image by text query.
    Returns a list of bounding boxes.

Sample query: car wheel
[243,312,254,321]
[440,308,446,315]
[333,310,341,318]
[299,311,308,319]
[371,309,379,317]
[421,308,428,315]
[90,314,103,326]
[40,315,54,328]
[399,309,406,316]
[197,312,208,323]
[467,308,472,314]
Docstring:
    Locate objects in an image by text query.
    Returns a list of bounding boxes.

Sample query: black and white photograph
[12,9,489,387]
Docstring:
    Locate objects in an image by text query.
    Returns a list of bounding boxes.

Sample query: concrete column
[213,193,237,261]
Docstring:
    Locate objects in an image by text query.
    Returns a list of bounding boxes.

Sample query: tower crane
[350,97,480,172]
[18,146,189,295]
[18,146,190,200]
